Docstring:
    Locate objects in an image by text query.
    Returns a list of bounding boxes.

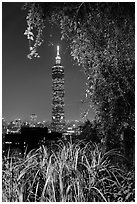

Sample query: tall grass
[2,139,135,202]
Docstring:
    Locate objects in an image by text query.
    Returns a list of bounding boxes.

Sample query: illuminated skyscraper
[51,46,65,132]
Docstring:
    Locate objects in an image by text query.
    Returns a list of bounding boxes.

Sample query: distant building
[51,46,65,133]
[2,118,7,153]
[30,114,37,127]
[13,118,21,128]
[2,118,7,134]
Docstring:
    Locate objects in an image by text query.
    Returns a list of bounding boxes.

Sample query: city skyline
[2,2,95,122]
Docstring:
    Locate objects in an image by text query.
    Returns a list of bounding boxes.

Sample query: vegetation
[2,3,135,202]
[23,2,135,145]
[2,139,135,202]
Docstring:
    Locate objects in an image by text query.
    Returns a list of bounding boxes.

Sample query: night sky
[2,2,95,122]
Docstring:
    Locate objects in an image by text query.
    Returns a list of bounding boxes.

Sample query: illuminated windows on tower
[51,46,65,132]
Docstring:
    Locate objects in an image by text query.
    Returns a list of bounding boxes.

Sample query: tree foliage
[23,2,135,144]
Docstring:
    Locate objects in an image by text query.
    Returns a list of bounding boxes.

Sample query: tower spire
[56,45,61,64]
[57,45,60,56]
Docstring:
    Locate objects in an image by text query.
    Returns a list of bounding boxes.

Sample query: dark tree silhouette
[23,2,135,151]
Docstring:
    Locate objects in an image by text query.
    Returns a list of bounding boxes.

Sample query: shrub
[2,139,135,202]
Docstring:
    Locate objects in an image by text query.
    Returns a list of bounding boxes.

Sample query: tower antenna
[56,45,61,64]
[57,45,60,56]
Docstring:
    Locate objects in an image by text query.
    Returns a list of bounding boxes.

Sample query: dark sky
[2,2,95,122]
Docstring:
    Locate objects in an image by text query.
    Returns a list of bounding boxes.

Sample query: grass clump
[2,139,135,202]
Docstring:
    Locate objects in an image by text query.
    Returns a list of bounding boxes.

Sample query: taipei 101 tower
[51,46,65,132]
